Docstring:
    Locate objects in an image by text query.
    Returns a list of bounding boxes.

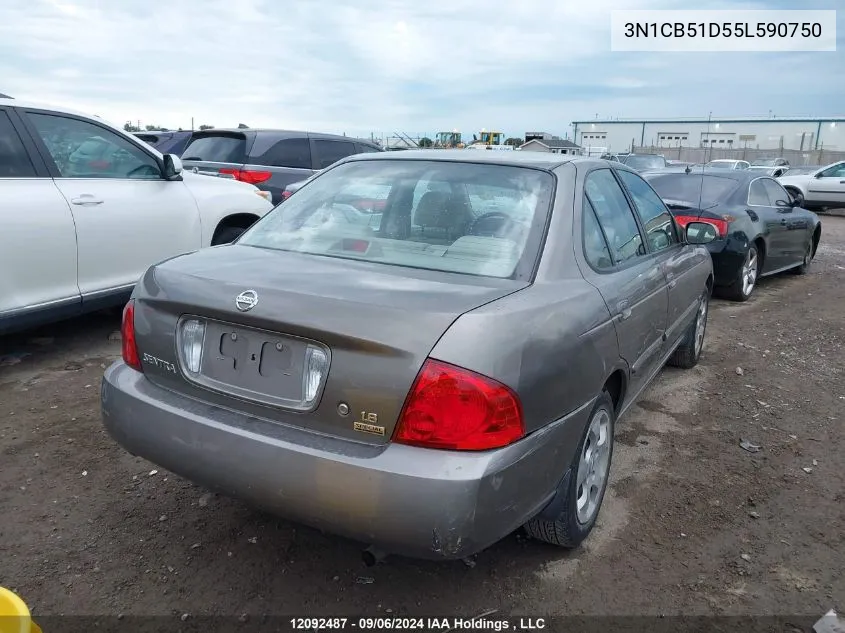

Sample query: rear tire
[791,239,814,275]
[668,288,709,369]
[724,245,759,302]
[211,226,246,246]
[524,390,615,549]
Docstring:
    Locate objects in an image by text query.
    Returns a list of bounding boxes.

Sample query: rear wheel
[524,391,615,549]
[724,245,759,302]
[791,239,814,275]
[668,288,708,369]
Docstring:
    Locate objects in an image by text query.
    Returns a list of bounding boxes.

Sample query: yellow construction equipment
[434,130,463,148]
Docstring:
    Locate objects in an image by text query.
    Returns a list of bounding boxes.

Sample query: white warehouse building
[571,117,845,153]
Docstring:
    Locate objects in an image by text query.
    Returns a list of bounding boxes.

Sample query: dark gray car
[101,151,716,560]
[181,129,383,204]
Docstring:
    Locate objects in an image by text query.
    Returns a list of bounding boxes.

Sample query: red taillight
[393,359,524,451]
[121,300,142,372]
[219,168,272,185]
[281,190,293,201]
[674,214,729,238]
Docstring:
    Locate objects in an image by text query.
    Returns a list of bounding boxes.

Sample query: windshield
[706,161,736,169]
[238,160,553,279]
[624,155,665,170]
[643,173,739,207]
[752,159,777,166]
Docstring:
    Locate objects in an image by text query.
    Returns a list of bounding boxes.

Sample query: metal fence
[633,145,845,166]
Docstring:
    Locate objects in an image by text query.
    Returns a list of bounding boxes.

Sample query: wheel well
[603,370,626,414]
[214,213,260,237]
[753,237,766,267]
[812,225,821,256]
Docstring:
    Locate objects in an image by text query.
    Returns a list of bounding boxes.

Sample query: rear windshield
[238,160,554,279]
[644,173,740,207]
[624,155,664,170]
[182,134,246,163]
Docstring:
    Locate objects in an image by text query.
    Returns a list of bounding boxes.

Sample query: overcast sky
[1,0,842,139]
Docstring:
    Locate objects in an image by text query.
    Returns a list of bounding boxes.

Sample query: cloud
[0,0,842,139]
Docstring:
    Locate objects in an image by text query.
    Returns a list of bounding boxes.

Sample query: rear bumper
[706,238,747,286]
[101,362,591,560]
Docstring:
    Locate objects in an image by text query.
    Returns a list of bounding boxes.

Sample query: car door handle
[668,280,677,289]
[71,195,104,206]
[616,300,632,321]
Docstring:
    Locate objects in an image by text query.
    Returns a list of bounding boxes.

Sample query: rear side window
[760,178,791,206]
[617,169,678,253]
[585,169,645,264]
[314,139,358,169]
[251,137,312,169]
[0,111,36,177]
[583,198,613,270]
[748,179,770,206]
[356,143,381,154]
[182,134,246,163]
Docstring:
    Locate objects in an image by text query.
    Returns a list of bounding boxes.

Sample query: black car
[642,169,822,301]
[134,130,193,156]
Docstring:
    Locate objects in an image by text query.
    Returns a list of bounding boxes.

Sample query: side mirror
[162,154,183,180]
[814,172,824,179]
[685,221,718,245]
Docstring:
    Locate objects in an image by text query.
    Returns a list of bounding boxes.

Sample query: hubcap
[742,249,758,297]
[575,407,612,524]
[694,293,708,356]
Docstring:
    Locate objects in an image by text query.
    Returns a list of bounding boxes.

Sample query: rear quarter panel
[430,280,616,434]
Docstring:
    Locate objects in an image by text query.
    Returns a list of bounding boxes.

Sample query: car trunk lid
[132,245,527,444]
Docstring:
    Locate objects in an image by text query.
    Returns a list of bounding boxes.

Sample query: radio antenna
[697,111,713,214]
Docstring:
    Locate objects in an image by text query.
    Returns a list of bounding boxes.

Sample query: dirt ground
[1,215,843,621]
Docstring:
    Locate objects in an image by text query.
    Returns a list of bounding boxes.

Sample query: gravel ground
[1,214,843,621]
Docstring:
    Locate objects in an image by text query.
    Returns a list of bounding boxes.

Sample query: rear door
[22,109,201,298]
[616,168,699,348]
[180,130,251,178]
[807,161,845,206]
[748,177,789,272]
[581,168,669,396]
[761,177,811,264]
[0,106,79,324]
[245,134,313,204]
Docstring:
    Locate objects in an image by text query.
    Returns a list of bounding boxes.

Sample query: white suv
[0,98,273,334]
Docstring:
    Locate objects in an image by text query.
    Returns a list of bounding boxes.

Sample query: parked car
[642,169,821,301]
[281,179,306,201]
[706,159,750,170]
[747,165,789,178]
[0,97,273,334]
[751,158,789,168]
[180,129,383,205]
[134,130,193,156]
[102,151,717,560]
[777,160,845,212]
[621,153,667,171]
